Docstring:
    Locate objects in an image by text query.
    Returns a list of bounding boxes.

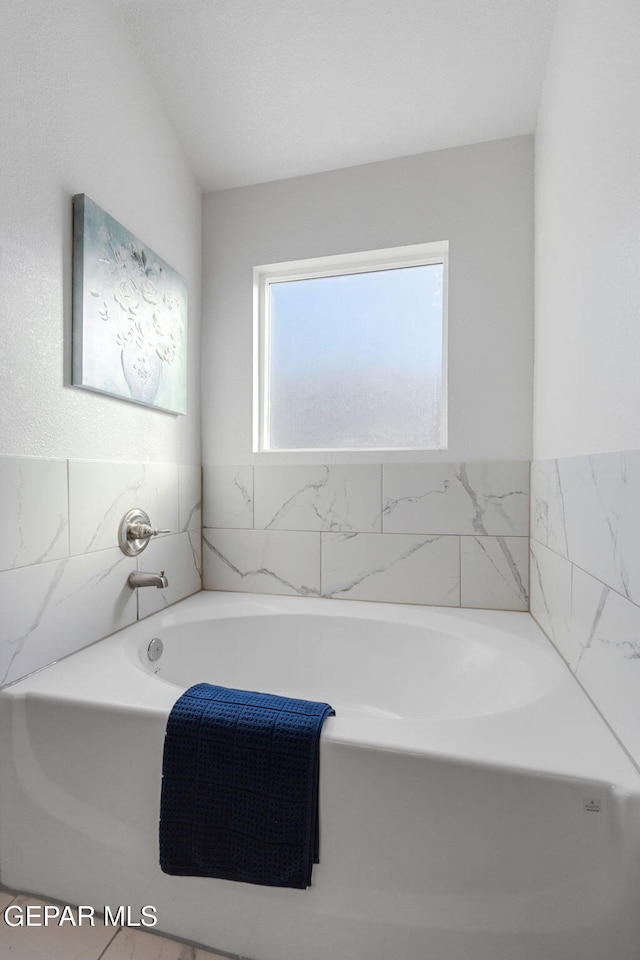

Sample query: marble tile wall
[0,456,202,686]
[203,462,530,612]
[530,451,640,767]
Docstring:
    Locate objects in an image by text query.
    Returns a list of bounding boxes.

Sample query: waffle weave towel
[159,682,334,889]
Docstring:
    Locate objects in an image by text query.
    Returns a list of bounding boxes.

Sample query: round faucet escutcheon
[118,509,171,557]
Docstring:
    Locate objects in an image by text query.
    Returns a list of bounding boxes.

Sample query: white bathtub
[2,592,640,960]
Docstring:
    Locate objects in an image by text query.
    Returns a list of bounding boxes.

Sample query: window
[253,241,448,452]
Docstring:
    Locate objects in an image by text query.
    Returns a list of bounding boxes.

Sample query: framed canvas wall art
[72,194,187,414]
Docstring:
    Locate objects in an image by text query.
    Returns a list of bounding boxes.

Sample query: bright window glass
[254,243,447,452]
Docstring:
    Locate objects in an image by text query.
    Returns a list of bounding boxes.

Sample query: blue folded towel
[159,683,334,889]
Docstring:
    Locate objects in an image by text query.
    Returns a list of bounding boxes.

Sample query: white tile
[555,453,624,589]
[321,532,460,606]
[617,449,640,606]
[203,466,253,529]
[529,540,574,665]
[545,459,568,558]
[68,461,179,555]
[549,449,640,608]
[178,465,202,532]
[572,567,640,767]
[529,459,548,546]
[460,536,529,611]
[137,531,202,619]
[0,456,69,571]
[570,565,614,673]
[254,464,381,532]
[546,450,640,602]
[0,548,137,685]
[101,926,226,959]
[383,461,529,536]
[0,895,117,959]
[203,528,320,597]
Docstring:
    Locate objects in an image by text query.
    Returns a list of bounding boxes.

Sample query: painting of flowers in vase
[72,194,187,414]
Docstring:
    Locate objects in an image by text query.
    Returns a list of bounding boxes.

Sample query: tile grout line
[93,923,122,960]
[530,534,640,613]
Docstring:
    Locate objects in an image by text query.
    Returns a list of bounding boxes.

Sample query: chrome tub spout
[128,570,169,589]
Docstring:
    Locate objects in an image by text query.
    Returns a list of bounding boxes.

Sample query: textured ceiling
[111,0,558,192]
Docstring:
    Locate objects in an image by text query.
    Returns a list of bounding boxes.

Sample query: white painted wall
[202,136,534,465]
[0,0,201,464]
[534,0,640,459]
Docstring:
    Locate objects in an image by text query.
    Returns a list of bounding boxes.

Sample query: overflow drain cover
[148,638,163,662]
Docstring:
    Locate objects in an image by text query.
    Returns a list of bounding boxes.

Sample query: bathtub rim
[2,591,640,792]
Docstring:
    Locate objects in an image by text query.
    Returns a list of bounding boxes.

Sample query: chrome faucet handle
[118,509,170,557]
[127,523,170,540]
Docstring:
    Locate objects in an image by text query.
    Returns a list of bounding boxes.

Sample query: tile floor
[0,890,230,959]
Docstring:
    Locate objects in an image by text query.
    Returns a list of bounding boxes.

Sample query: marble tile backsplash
[383,461,529,535]
[530,451,640,768]
[203,462,530,611]
[0,456,202,686]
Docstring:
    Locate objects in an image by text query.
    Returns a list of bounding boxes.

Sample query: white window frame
[253,240,449,453]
